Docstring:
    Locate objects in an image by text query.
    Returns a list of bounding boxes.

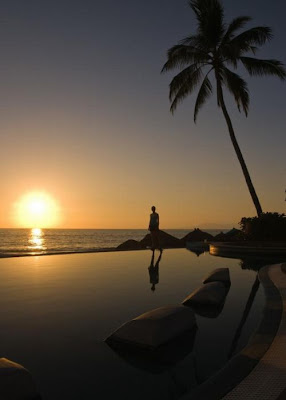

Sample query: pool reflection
[148,251,163,291]
[0,249,267,400]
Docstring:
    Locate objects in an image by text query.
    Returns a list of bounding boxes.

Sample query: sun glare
[14,192,61,228]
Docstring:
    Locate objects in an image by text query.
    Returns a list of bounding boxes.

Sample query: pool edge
[182,263,284,400]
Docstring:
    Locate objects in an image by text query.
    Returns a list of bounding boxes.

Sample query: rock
[116,239,143,251]
[224,228,242,241]
[105,305,196,349]
[0,358,40,400]
[182,282,227,307]
[214,228,242,242]
[213,231,226,241]
[202,268,231,286]
[181,228,214,245]
[225,228,241,237]
[140,230,183,249]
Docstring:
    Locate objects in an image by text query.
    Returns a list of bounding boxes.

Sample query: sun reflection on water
[28,228,46,252]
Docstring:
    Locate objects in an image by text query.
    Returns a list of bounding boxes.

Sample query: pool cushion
[202,268,230,286]
[0,358,39,399]
[182,281,227,307]
[105,305,196,349]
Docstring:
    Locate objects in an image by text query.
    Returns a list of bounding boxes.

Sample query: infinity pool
[0,249,266,399]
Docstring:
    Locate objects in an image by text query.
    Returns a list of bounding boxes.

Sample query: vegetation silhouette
[162,0,286,217]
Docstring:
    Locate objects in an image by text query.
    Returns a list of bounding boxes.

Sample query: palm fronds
[240,57,286,79]
[169,65,204,113]
[194,74,213,122]
[162,0,285,118]
[161,44,209,73]
[189,0,225,48]
[221,67,249,115]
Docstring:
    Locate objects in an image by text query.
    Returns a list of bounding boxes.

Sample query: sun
[14,191,61,228]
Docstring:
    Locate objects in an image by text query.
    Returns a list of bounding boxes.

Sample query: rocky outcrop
[214,228,242,242]
[181,228,214,245]
[140,230,183,249]
[116,239,143,251]
[213,231,226,241]
[117,228,240,251]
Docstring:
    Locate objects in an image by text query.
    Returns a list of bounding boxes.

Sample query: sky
[1,0,285,229]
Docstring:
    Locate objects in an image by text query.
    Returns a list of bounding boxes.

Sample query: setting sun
[13,192,61,228]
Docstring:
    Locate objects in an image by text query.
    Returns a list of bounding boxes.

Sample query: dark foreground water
[0,249,266,399]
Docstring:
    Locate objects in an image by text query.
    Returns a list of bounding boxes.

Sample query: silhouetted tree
[162,0,286,217]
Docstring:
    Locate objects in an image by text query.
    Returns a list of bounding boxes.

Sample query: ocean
[0,228,228,257]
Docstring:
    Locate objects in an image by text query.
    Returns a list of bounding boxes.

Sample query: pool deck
[184,262,286,399]
[222,263,286,400]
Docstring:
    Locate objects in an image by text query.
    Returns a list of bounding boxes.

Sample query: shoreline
[0,247,149,259]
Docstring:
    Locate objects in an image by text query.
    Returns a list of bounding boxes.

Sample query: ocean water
[0,228,227,257]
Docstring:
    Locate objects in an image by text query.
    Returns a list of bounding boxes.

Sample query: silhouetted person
[148,206,161,251]
[148,250,162,291]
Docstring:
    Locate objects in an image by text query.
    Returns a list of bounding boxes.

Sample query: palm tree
[161,0,286,217]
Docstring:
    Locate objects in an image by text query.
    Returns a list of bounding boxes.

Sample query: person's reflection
[148,250,163,291]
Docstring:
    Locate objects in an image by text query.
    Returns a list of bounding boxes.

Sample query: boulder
[225,228,241,238]
[202,268,231,286]
[213,231,226,241]
[214,228,242,242]
[0,358,40,400]
[105,305,196,349]
[116,239,143,251]
[182,282,227,307]
[140,230,183,249]
[181,228,214,245]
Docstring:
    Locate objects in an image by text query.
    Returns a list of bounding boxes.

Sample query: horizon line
[0,226,234,230]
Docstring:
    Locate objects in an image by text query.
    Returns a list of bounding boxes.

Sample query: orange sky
[1,1,285,229]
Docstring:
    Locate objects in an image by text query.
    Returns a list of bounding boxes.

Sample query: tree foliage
[240,213,286,241]
[162,0,285,121]
[162,0,285,217]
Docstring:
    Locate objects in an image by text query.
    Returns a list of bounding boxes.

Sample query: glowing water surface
[0,249,266,399]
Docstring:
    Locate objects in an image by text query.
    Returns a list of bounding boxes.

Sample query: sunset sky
[1,0,285,229]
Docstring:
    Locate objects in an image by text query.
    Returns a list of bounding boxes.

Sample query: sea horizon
[0,227,231,258]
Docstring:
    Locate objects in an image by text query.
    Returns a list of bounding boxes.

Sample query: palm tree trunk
[216,79,263,217]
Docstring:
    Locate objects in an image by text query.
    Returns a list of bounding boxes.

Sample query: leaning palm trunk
[162,0,286,216]
[217,81,263,216]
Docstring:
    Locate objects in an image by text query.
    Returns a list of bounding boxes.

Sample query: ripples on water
[0,228,226,256]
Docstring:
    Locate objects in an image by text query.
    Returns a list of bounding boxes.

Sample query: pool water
[0,249,265,399]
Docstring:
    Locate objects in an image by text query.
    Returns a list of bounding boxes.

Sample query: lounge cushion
[182,282,227,307]
[105,305,196,349]
[202,268,230,286]
[188,303,225,319]
[0,358,39,399]
[106,328,197,373]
